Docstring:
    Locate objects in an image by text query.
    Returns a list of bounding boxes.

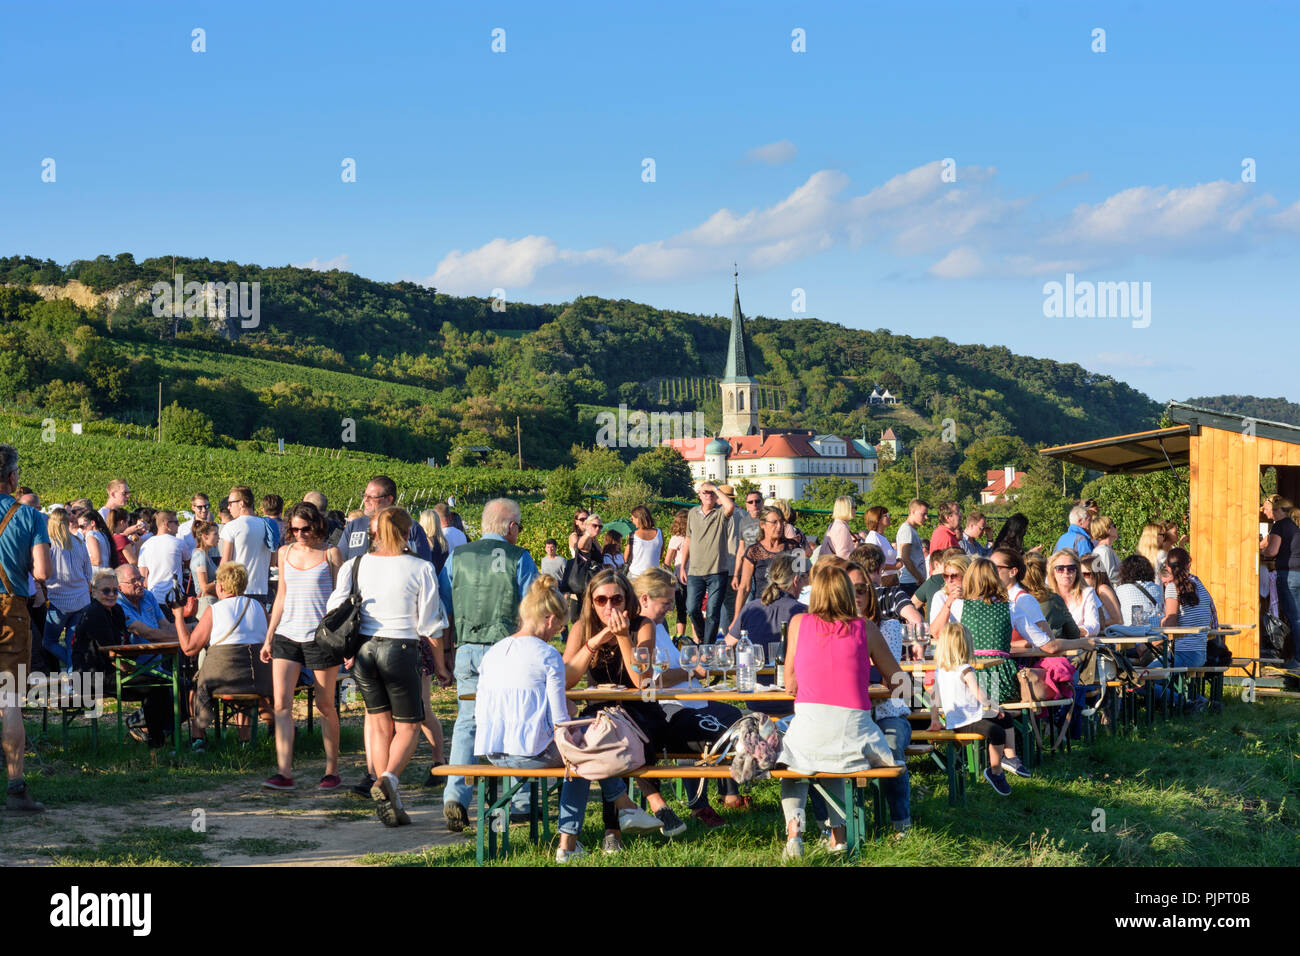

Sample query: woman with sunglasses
[260,501,345,791]
[568,509,591,559]
[733,506,790,623]
[189,521,220,619]
[562,569,684,849]
[862,507,901,583]
[73,507,112,574]
[1046,548,1101,638]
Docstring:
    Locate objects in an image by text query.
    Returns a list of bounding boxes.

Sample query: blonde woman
[1047,548,1101,637]
[43,508,93,669]
[824,496,857,560]
[1136,523,1164,580]
[932,556,1021,707]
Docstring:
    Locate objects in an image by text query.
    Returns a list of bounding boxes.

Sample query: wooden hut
[1039,401,1299,661]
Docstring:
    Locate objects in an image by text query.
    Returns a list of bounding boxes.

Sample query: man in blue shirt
[442,497,538,831]
[1054,505,1095,557]
[337,476,432,562]
[116,565,179,669]
[0,445,52,812]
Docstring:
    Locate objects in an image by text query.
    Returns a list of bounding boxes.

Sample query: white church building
[663,277,878,500]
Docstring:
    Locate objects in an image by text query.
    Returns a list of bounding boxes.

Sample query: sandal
[723,795,753,810]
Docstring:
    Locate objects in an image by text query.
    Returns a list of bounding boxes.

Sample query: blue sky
[3,1,1297,405]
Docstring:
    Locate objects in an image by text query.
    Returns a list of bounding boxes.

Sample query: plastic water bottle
[737,630,756,693]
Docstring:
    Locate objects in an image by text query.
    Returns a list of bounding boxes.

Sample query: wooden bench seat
[429,763,902,864]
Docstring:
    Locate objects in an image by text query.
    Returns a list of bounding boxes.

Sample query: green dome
[705,438,731,455]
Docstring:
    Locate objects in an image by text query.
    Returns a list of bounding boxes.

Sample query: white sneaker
[555,843,587,864]
[824,837,848,854]
[618,806,664,834]
[783,836,804,859]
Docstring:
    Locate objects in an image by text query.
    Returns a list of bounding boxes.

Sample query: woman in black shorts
[325,507,448,827]
[259,502,344,791]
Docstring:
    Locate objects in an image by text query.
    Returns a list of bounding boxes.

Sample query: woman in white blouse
[325,507,447,827]
[1047,548,1102,637]
[478,573,655,863]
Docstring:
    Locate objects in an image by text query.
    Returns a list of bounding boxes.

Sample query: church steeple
[722,264,754,384]
[719,267,759,437]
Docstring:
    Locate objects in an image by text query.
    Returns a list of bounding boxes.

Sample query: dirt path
[0,767,473,866]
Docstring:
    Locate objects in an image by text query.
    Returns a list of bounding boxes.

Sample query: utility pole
[157,381,162,442]
[516,416,523,469]
[914,450,920,498]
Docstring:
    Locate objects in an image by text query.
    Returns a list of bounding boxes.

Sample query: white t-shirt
[935,664,987,729]
[1066,587,1103,637]
[176,520,197,562]
[138,534,186,605]
[207,595,269,648]
[896,522,921,585]
[1007,584,1054,648]
[442,526,468,552]
[627,530,662,579]
[667,534,687,569]
[220,515,271,596]
[865,530,896,567]
[1115,582,1161,626]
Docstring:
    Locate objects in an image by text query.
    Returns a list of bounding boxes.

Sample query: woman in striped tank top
[260,502,344,791]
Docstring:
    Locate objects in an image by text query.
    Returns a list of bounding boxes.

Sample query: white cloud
[1093,352,1158,369]
[927,247,984,280]
[293,253,350,271]
[425,164,1300,293]
[745,139,797,165]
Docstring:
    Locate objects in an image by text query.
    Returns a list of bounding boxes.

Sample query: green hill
[1,252,1166,469]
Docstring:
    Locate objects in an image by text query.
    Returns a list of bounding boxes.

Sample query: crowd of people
[0,447,1275,862]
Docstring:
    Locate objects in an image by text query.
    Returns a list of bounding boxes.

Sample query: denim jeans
[487,743,564,820]
[557,775,628,836]
[1277,572,1300,662]
[686,573,726,644]
[445,644,528,814]
[42,605,86,670]
[1154,645,1208,708]
[874,714,912,827]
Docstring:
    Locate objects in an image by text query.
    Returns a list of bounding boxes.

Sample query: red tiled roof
[665,430,864,462]
[982,469,1026,497]
[881,427,898,440]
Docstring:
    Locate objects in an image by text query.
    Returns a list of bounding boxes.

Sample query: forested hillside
[1,252,1162,470]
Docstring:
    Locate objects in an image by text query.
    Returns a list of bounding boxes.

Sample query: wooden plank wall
[1190,426,1300,660]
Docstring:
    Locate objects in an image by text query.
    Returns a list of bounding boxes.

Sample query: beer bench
[428,763,903,864]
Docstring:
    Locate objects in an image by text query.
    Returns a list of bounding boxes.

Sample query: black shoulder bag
[314,555,367,658]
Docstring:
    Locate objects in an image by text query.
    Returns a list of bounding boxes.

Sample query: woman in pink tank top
[777,557,907,858]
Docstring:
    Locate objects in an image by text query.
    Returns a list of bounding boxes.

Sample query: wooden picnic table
[100,641,185,755]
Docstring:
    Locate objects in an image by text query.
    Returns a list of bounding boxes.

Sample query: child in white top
[927,621,1028,795]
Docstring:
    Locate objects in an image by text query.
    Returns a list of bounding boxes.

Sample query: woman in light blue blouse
[474,574,658,863]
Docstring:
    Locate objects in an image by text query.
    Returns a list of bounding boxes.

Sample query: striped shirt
[277,550,334,642]
[1165,578,1213,657]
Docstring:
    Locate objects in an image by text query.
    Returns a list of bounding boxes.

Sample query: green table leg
[476,777,487,866]
[171,654,181,757]
[487,778,499,860]
[115,658,124,746]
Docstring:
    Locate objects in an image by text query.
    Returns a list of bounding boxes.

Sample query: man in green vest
[442,498,539,832]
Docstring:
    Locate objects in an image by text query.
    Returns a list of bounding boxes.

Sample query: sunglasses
[942,572,963,580]
[98,587,118,595]
[853,584,871,596]
[1054,565,1079,574]
[290,524,311,534]
[592,593,625,607]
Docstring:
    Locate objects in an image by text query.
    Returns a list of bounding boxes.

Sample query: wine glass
[680,642,702,679]
[767,642,782,672]
[916,622,931,659]
[652,646,670,686]
[698,644,716,682]
[750,645,765,687]
[716,645,735,688]
[630,646,651,688]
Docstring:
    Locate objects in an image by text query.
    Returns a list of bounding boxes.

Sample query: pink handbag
[554,707,649,780]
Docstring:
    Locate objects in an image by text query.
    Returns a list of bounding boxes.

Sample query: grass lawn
[5,688,1298,866]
